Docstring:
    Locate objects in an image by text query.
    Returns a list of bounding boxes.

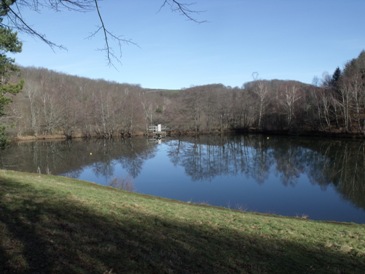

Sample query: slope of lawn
[0,169,364,273]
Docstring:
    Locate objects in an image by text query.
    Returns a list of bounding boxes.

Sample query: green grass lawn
[1,169,364,273]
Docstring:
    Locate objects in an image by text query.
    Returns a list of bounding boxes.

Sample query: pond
[1,135,365,223]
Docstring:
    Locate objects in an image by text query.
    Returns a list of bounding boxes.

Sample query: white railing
[148,124,167,132]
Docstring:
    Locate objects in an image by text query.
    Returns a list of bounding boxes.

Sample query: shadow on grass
[0,178,364,274]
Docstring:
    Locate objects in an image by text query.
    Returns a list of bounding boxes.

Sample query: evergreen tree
[330,67,341,86]
[328,67,342,98]
[0,4,23,148]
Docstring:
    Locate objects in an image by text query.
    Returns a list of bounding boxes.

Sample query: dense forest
[1,51,365,139]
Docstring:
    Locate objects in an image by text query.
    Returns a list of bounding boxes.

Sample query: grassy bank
[0,170,364,273]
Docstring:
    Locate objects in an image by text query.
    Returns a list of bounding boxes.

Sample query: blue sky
[11,0,365,89]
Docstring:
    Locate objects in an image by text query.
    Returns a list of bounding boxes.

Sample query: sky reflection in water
[65,136,365,223]
[1,135,365,223]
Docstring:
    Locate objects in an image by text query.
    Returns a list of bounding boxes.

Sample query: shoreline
[10,128,365,142]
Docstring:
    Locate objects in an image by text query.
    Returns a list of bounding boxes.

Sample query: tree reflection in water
[1,135,365,216]
[165,135,365,211]
[0,138,157,179]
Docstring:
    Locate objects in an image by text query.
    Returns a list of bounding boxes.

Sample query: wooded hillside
[2,51,365,139]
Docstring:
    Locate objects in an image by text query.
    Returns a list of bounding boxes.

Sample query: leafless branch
[15,0,95,12]
[0,0,204,66]
[2,2,66,50]
[159,0,206,23]
[87,0,138,67]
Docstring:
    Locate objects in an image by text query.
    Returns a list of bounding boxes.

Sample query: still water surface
[1,135,365,223]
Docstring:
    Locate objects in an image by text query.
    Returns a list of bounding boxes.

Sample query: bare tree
[282,84,301,128]
[252,80,269,130]
[23,81,39,135]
